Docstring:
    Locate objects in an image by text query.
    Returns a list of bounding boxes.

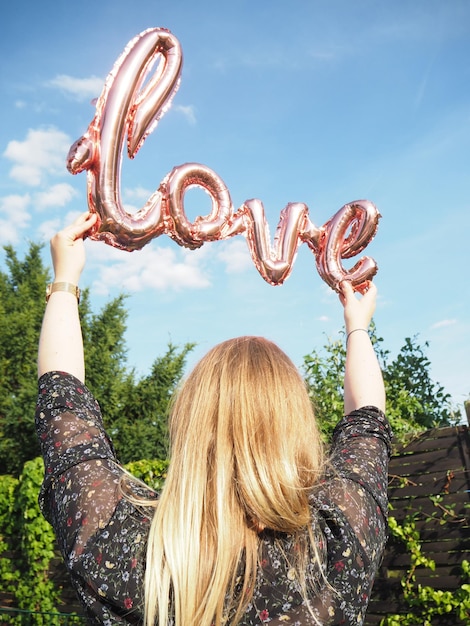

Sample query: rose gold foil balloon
[225,200,318,286]
[161,163,233,248]
[66,28,183,250]
[67,28,381,291]
[224,199,380,290]
[312,200,381,293]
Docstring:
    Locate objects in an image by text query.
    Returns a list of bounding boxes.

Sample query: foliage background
[0,242,467,621]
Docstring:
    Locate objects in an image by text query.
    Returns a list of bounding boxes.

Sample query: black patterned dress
[36,371,392,625]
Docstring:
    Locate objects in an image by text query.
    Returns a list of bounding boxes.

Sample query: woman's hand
[339,280,377,334]
[51,211,97,285]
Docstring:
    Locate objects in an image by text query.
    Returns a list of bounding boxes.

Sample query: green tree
[80,289,130,422]
[383,336,456,430]
[302,323,460,443]
[0,243,194,475]
[107,342,195,463]
[0,244,50,474]
[79,287,194,462]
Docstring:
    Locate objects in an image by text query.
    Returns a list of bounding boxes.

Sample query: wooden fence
[365,424,470,624]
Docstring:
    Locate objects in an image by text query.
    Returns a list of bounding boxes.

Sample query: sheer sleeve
[318,406,392,554]
[306,406,393,624]
[35,371,156,624]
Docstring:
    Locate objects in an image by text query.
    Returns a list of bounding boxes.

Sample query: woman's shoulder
[37,370,100,415]
[332,406,393,453]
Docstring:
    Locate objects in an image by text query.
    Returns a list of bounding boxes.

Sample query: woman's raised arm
[339,281,386,415]
[37,212,97,382]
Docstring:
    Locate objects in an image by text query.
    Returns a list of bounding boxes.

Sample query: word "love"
[67,28,380,291]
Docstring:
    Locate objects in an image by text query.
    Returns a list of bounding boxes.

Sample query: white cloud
[320,282,338,303]
[47,74,104,101]
[36,209,90,243]
[215,238,252,274]
[174,104,197,125]
[3,127,72,186]
[431,319,457,330]
[35,183,78,210]
[120,188,164,214]
[36,218,62,243]
[123,186,154,202]
[88,243,212,294]
[0,194,31,244]
[0,221,25,245]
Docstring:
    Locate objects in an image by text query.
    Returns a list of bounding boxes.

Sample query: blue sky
[1,0,469,416]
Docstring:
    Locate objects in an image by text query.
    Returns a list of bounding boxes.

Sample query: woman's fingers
[338,280,353,306]
[50,212,97,283]
[340,279,378,329]
[53,212,97,249]
[65,211,97,240]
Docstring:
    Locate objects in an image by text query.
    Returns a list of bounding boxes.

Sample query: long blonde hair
[143,336,325,626]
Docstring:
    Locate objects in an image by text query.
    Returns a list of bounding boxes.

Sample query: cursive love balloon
[67,28,381,292]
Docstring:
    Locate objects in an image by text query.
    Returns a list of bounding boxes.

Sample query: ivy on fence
[380,506,470,625]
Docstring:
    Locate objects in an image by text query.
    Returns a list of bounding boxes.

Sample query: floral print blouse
[36,371,392,625]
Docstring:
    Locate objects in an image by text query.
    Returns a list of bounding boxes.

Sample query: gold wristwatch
[45,282,80,304]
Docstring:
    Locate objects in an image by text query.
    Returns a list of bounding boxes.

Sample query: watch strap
[46,282,80,303]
